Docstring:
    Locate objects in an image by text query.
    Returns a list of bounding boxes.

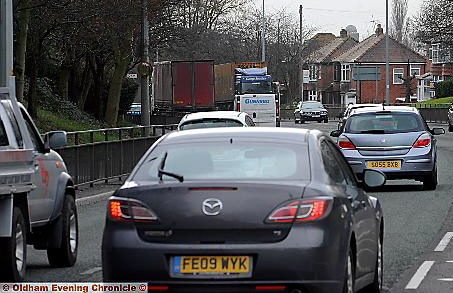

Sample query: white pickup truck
[0,0,78,281]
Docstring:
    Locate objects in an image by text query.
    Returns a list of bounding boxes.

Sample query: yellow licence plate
[367,161,401,169]
[173,256,250,274]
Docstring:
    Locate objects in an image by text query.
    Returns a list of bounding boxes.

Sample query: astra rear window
[345,113,425,134]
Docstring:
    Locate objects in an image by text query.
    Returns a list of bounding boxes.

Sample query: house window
[334,63,341,81]
[432,44,439,64]
[433,75,443,82]
[393,68,404,84]
[309,65,318,81]
[308,90,317,101]
[410,66,421,77]
[341,64,351,82]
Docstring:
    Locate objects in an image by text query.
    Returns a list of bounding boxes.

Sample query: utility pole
[299,4,304,101]
[140,0,151,130]
[385,0,390,105]
[261,0,266,62]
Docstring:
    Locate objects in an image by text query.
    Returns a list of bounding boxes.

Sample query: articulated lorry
[1,0,77,281]
[152,60,215,112]
[214,62,280,127]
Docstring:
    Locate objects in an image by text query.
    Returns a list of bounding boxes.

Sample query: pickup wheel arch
[50,172,75,222]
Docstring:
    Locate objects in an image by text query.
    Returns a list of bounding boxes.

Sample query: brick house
[302,29,358,105]
[418,42,453,100]
[332,25,427,104]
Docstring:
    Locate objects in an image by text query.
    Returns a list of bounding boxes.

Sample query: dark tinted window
[0,120,8,146]
[325,140,357,186]
[320,140,347,185]
[345,112,424,134]
[180,119,244,130]
[302,102,325,110]
[245,116,255,126]
[133,141,310,181]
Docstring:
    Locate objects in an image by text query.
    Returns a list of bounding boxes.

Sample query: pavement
[23,121,453,293]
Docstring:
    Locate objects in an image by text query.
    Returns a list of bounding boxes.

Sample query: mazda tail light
[109,197,158,222]
[267,198,332,223]
[338,137,356,150]
[413,133,431,148]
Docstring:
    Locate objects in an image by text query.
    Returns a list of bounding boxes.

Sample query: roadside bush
[35,77,107,128]
[436,78,453,98]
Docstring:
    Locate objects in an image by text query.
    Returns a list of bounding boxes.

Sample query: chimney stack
[375,24,384,36]
[340,29,348,38]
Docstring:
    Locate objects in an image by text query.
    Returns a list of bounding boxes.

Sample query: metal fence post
[104,130,109,183]
[90,131,94,187]
[74,133,80,185]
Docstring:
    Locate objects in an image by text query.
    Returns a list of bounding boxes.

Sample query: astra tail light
[413,133,431,148]
[338,137,356,150]
[267,198,332,223]
[109,197,158,222]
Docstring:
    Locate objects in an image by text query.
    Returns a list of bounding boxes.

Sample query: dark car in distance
[295,101,328,124]
[102,128,386,293]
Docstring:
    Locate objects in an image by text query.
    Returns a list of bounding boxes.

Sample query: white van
[235,94,280,127]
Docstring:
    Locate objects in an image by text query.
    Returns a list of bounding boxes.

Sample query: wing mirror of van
[44,131,68,149]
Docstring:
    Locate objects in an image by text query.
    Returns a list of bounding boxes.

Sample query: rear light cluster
[109,197,158,222]
[413,133,431,148]
[338,137,356,150]
[267,198,332,223]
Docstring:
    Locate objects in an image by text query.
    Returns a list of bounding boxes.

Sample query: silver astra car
[331,106,445,190]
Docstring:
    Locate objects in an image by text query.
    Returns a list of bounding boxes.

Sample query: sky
[255,0,424,40]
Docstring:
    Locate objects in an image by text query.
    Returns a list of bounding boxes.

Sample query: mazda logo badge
[202,198,223,216]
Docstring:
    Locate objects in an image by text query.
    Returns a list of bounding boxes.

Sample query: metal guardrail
[57,124,177,187]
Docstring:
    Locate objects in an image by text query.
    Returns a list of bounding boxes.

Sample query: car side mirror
[330,130,342,137]
[431,127,445,135]
[44,131,68,149]
[362,169,386,188]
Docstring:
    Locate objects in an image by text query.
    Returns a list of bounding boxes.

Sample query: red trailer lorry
[152,60,215,112]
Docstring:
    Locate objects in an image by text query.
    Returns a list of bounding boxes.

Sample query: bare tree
[415,0,453,45]
[390,0,408,43]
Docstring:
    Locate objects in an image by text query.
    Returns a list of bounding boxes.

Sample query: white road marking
[405,261,435,290]
[447,260,453,263]
[438,278,453,282]
[80,267,102,275]
[434,232,453,252]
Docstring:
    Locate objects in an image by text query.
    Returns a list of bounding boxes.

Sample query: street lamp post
[261,0,265,62]
[385,0,390,105]
[140,0,151,130]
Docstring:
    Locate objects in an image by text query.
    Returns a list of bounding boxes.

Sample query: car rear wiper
[158,152,184,183]
[358,129,386,134]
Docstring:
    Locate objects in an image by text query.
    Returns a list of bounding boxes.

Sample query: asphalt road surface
[25,120,453,293]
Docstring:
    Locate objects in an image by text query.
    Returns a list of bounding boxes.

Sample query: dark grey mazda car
[102,128,385,293]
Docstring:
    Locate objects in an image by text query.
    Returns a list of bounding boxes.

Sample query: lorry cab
[234,69,280,127]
